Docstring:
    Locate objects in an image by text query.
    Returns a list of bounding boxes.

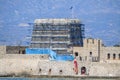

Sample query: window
[85,56,87,61]
[22,50,25,54]
[80,56,82,61]
[39,68,41,73]
[19,50,20,54]
[113,53,116,59]
[119,54,120,59]
[75,52,78,56]
[107,53,110,59]
[87,39,89,43]
[92,39,94,44]
[90,52,92,56]
[49,68,52,73]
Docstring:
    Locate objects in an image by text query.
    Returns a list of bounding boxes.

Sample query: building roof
[34,19,80,24]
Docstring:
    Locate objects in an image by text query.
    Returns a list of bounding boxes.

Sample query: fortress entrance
[81,67,86,75]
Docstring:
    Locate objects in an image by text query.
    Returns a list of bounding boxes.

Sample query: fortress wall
[100,47,120,63]
[6,46,28,54]
[0,59,75,76]
[88,62,120,76]
[0,46,6,58]
[0,58,120,77]
[3,54,49,60]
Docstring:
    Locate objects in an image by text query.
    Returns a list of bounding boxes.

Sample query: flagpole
[72,7,74,18]
[70,6,74,19]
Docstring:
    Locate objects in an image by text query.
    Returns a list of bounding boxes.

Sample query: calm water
[0,77,119,80]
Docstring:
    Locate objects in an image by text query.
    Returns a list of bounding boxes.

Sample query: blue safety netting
[26,48,57,60]
[25,48,74,61]
[49,50,57,60]
[56,55,74,61]
[26,48,50,54]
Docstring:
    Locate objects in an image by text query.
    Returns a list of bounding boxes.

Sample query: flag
[70,6,73,9]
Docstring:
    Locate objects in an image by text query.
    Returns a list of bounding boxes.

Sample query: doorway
[81,66,86,75]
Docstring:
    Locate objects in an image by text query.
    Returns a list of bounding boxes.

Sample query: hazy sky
[0,0,120,46]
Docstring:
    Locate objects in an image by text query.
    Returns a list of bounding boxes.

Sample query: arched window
[119,54,120,60]
[113,53,116,60]
[107,53,110,59]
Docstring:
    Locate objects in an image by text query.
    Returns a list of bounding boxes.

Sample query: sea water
[0,77,119,80]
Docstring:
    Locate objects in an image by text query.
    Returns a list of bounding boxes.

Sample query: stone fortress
[0,19,120,77]
[74,38,120,63]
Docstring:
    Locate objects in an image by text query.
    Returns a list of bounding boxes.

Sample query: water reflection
[0,77,119,80]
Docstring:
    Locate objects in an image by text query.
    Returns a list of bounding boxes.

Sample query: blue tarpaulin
[56,55,74,61]
[26,48,50,54]
[25,48,74,61]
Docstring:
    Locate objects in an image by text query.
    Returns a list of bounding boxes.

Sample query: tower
[30,19,84,54]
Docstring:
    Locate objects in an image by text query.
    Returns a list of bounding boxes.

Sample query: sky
[0,0,120,46]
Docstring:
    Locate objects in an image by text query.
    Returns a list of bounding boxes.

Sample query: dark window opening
[80,56,82,61]
[41,56,44,58]
[85,56,87,61]
[49,68,52,74]
[39,68,41,73]
[19,50,20,54]
[60,70,62,72]
[113,54,116,59]
[87,39,89,43]
[107,53,110,59]
[49,69,51,72]
[119,54,120,59]
[22,50,25,54]
[90,52,92,55]
[75,52,78,56]
[92,39,94,44]
[59,70,63,74]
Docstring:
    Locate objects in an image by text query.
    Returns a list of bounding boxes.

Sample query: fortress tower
[30,19,84,54]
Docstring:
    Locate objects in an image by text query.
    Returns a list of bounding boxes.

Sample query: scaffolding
[30,19,84,54]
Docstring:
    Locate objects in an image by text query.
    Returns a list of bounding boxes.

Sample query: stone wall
[73,38,120,63]
[0,46,50,60]
[0,46,6,58]
[101,47,120,63]
[3,54,49,60]
[0,58,120,77]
